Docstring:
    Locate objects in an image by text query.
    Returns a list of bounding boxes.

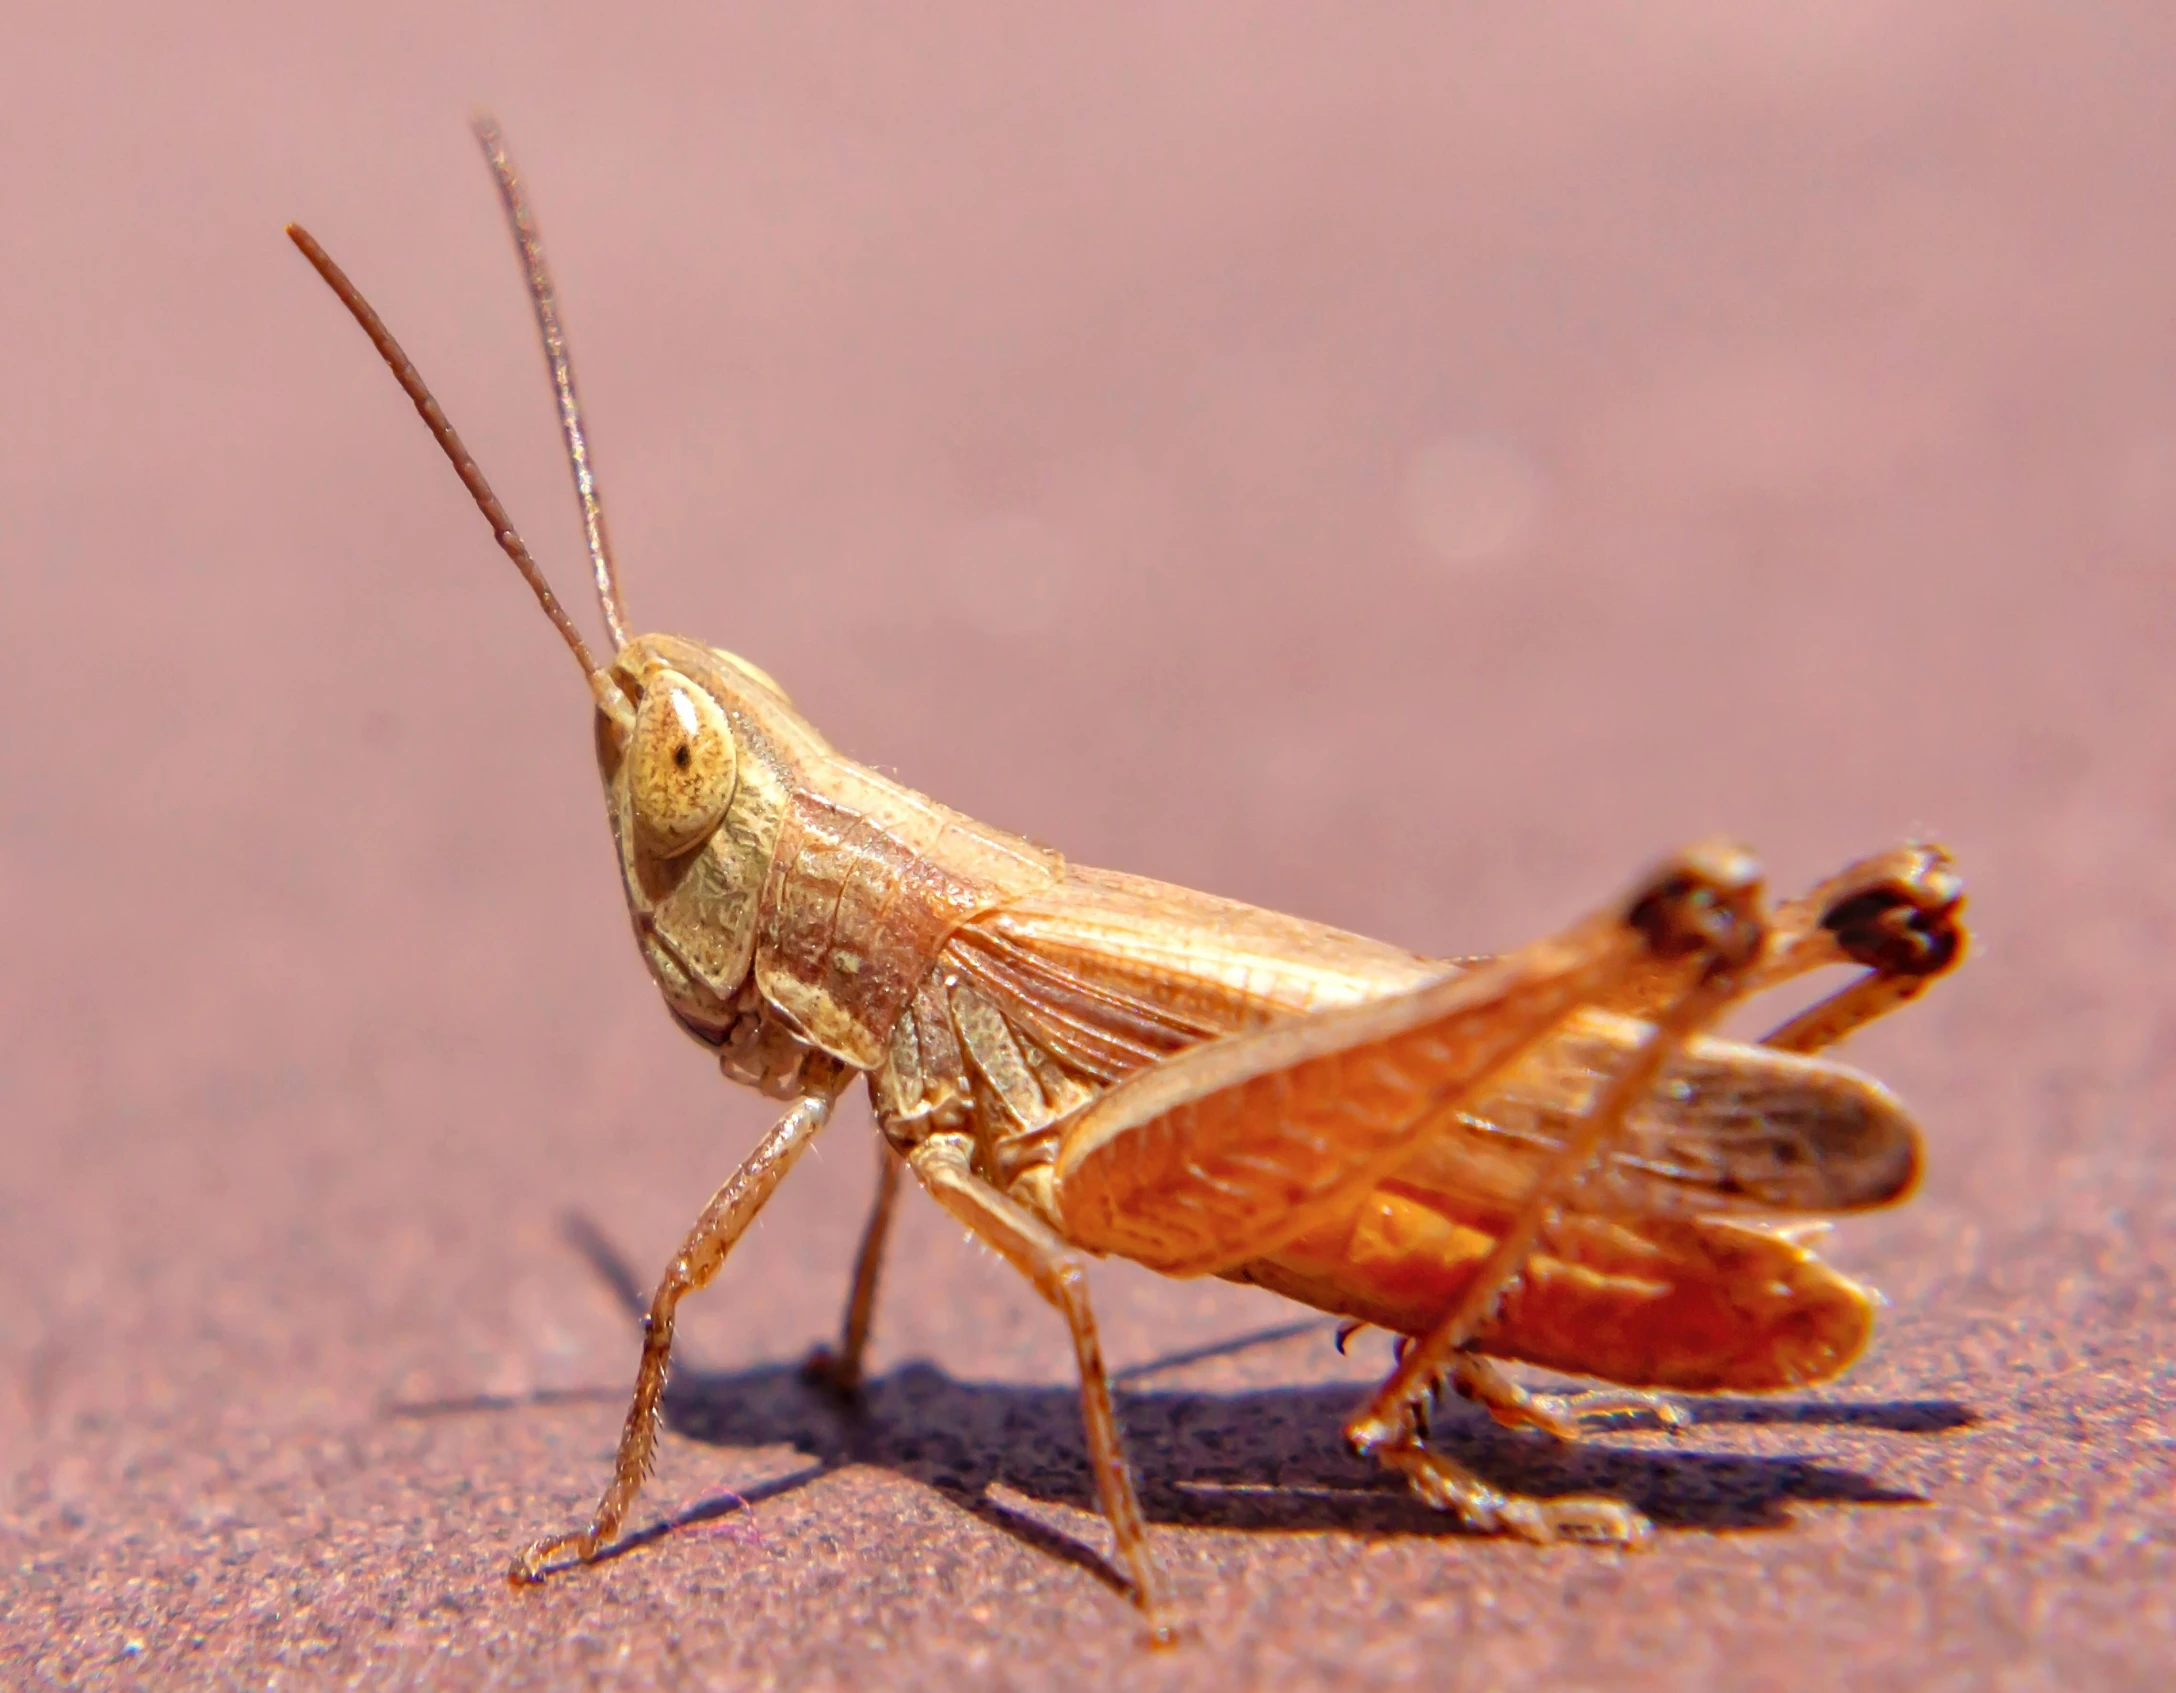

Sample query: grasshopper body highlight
[289,125,1968,1642]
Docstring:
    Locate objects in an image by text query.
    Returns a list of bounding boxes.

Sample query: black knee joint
[1626,848,1763,970]
[1821,886,1964,977]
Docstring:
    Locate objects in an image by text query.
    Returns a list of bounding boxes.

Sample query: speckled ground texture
[6,4,2175,1689]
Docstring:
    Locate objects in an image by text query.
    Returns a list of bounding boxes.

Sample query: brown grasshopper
[288,123,1967,1642]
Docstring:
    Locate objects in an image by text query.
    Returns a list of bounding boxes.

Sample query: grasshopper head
[593,636,829,1048]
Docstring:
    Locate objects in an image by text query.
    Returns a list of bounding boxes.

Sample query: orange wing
[936,864,1917,1252]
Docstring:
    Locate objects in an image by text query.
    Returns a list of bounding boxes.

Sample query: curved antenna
[472,117,634,653]
[285,222,608,688]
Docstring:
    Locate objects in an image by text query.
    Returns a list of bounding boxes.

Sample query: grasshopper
[288,124,1967,1642]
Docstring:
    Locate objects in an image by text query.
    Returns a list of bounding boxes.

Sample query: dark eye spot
[673,744,691,769]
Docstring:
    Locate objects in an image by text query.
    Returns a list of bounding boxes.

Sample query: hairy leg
[511,1093,835,1581]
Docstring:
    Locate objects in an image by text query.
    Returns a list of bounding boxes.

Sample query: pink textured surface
[4,5,2173,1687]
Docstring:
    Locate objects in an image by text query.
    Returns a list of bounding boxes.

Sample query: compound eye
[628,670,737,856]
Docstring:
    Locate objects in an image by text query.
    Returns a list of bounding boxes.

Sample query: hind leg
[1374,1431,1655,1546]
[1424,843,1968,1462]
[1591,842,1966,1046]
[1754,842,1966,1053]
[1343,844,1770,1531]
[1429,845,1966,1450]
[1447,1352,1689,1440]
[908,1133,1178,1643]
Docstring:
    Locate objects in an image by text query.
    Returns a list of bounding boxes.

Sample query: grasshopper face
[592,635,826,1051]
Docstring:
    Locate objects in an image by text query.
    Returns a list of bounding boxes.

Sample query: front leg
[510,1092,836,1582]
[907,1133,1178,1645]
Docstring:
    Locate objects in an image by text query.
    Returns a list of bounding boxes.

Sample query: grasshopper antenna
[285,222,615,698]
[472,117,633,655]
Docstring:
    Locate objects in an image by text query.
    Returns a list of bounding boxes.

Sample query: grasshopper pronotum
[289,124,1967,1642]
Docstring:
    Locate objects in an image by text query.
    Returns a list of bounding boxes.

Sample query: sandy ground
[4,4,2173,1688]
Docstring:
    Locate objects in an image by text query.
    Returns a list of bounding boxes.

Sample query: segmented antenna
[472,117,633,653]
[285,222,606,684]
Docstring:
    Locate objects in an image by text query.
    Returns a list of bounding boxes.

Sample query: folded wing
[939,864,1920,1265]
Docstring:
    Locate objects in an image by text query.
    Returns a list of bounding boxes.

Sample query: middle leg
[803,1139,904,1399]
[907,1132,1177,1643]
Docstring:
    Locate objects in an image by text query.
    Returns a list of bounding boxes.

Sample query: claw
[508,1531,595,1586]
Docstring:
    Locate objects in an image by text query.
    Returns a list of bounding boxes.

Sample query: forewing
[1044,910,1647,1275]
[945,863,1447,1084]
[952,866,1921,1280]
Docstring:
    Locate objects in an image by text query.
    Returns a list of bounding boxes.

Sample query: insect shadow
[393,1212,1975,1596]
